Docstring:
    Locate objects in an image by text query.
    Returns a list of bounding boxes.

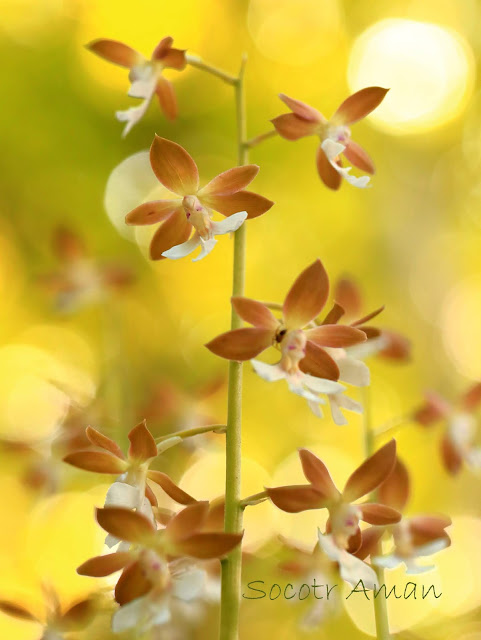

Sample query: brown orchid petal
[201,190,273,219]
[96,507,156,544]
[332,87,389,125]
[149,135,199,196]
[322,302,345,325]
[145,483,158,507]
[58,599,96,631]
[149,209,192,260]
[115,561,151,605]
[204,498,225,531]
[266,485,327,513]
[147,471,196,505]
[0,601,37,622]
[378,457,410,512]
[86,39,142,68]
[77,552,133,577]
[206,327,274,361]
[334,277,363,317]
[53,227,86,262]
[298,449,339,499]
[283,259,329,329]
[306,324,366,348]
[153,507,174,527]
[63,450,127,474]
[85,426,124,460]
[166,502,209,540]
[156,76,178,121]
[231,297,279,330]
[161,47,187,70]
[441,433,463,475]
[125,201,181,226]
[342,440,397,502]
[173,532,243,559]
[359,503,401,525]
[354,526,385,560]
[151,36,174,59]
[413,391,450,426]
[278,94,324,122]
[199,165,259,197]
[128,421,158,461]
[271,113,319,140]
[343,140,375,174]
[351,306,384,326]
[378,330,411,361]
[360,326,381,339]
[300,341,340,381]
[461,382,481,411]
[346,527,363,554]
[316,145,342,190]
[409,515,452,546]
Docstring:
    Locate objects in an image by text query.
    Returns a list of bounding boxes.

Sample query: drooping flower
[317,531,377,589]
[267,441,401,555]
[124,136,273,261]
[206,259,369,422]
[333,276,411,362]
[271,88,389,189]
[87,37,187,136]
[78,502,242,634]
[413,383,481,474]
[0,588,97,640]
[371,457,451,573]
[63,421,181,547]
[40,227,133,312]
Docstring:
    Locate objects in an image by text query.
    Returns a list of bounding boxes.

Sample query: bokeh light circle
[348,19,474,134]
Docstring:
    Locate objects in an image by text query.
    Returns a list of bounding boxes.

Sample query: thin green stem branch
[220,53,248,640]
[185,54,237,85]
[244,129,278,149]
[155,424,226,443]
[239,490,268,509]
[361,387,391,640]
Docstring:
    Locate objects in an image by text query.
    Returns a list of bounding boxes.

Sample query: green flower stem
[239,490,269,508]
[361,387,391,640]
[220,54,248,640]
[154,424,226,443]
[185,54,238,85]
[244,129,278,149]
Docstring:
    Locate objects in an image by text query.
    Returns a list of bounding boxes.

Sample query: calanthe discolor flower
[87,37,187,136]
[125,136,273,261]
[272,88,389,189]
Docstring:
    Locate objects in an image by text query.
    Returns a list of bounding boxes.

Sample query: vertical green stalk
[219,54,248,640]
[361,387,391,640]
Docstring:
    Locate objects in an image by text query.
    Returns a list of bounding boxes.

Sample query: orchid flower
[272,88,389,189]
[413,383,481,474]
[317,532,377,589]
[40,227,132,312]
[125,136,273,260]
[63,421,181,547]
[77,502,242,634]
[370,457,451,574]
[206,259,369,422]
[87,37,187,136]
[267,441,401,554]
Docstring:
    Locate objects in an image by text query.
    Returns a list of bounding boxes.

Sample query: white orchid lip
[162,210,247,262]
[321,139,371,189]
[317,531,377,590]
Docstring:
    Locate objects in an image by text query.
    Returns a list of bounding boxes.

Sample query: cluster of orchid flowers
[1,31,480,640]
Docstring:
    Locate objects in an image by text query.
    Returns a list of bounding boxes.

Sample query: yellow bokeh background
[1,0,480,638]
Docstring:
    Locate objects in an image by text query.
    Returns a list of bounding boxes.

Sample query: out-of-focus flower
[40,227,133,312]
[78,502,242,634]
[369,457,451,574]
[63,421,181,548]
[272,88,389,189]
[413,383,481,474]
[333,276,411,362]
[0,587,97,640]
[206,259,369,422]
[276,538,341,629]
[267,441,400,557]
[125,136,273,261]
[87,36,187,136]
